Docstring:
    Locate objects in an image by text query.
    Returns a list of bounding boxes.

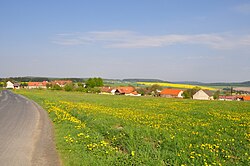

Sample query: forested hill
[200,81,250,87]
[122,79,166,82]
[0,77,85,82]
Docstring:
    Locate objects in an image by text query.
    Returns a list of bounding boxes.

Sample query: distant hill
[201,81,250,87]
[174,81,250,87]
[0,76,85,82]
[123,78,166,82]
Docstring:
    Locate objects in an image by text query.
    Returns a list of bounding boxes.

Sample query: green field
[16,90,250,165]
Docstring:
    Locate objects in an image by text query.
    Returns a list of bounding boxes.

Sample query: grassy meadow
[16,90,250,166]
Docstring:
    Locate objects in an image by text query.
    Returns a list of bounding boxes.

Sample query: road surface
[0,90,60,166]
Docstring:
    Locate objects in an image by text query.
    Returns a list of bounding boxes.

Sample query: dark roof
[203,90,213,97]
[13,83,20,86]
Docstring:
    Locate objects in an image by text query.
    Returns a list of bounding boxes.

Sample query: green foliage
[86,87,101,93]
[20,82,28,87]
[183,87,201,99]
[0,82,4,87]
[52,84,62,90]
[46,83,52,89]
[64,83,74,92]
[213,90,220,99]
[86,77,103,88]
[75,87,87,92]
[136,88,146,96]
[77,82,84,87]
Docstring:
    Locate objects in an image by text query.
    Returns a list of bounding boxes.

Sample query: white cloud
[52,30,250,49]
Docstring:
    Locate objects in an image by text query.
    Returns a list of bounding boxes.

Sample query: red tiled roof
[117,87,135,94]
[28,81,47,86]
[101,87,113,93]
[160,88,182,96]
[243,96,250,101]
[52,80,72,85]
[219,96,237,100]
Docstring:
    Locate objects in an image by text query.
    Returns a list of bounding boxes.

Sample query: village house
[100,87,114,95]
[219,95,243,101]
[243,96,250,101]
[28,81,48,89]
[193,90,214,100]
[6,81,14,89]
[116,87,135,95]
[13,83,20,89]
[125,91,141,97]
[160,88,183,98]
[51,80,72,87]
[104,86,141,96]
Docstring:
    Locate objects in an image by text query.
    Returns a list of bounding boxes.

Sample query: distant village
[3,79,250,102]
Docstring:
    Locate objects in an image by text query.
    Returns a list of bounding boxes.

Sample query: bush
[52,84,62,90]
[64,83,74,92]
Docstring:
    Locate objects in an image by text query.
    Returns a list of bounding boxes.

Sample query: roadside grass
[16,90,250,165]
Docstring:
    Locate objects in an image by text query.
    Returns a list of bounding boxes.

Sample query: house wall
[178,91,184,98]
[6,81,14,89]
[161,94,173,98]
[193,90,210,100]
[28,85,46,89]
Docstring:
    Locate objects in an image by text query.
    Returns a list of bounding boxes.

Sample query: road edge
[17,94,61,166]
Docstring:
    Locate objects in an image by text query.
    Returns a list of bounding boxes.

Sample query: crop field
[137,82,217,91]
[16,90,250,165]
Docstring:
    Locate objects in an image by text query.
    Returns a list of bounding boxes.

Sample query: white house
[6,81,14,89]
[193,90,214,100]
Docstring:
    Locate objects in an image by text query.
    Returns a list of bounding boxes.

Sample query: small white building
[193,90,214,100]
[6,81,14,89]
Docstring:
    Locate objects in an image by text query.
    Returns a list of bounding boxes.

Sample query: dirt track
[0,90,60,166]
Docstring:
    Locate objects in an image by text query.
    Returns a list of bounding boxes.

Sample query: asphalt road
[0,90,60,166]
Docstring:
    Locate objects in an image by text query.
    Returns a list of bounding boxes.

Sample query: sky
[0,0,250,82]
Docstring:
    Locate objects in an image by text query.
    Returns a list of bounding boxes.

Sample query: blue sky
[1,0,250,82]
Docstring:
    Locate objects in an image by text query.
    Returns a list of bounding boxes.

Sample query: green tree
[183,87,201,99]
[64,83,74,91]
[137,88,147,96]
[213,90,220,99]
[86,77,103,88]
[46,83,52,89]
[52,84,62,90]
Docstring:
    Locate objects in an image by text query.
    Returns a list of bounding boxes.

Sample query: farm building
[100,87,114,95]
[110,87,141,96]
[125,91,141,97]
[13,83,20,89]
[243,96,250,101]
[193,90,214,100]
[52,80,72,87]
[28,81,47,89]
[160,88,183,98]
[6,81,14,89]
[219,95,243,101]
